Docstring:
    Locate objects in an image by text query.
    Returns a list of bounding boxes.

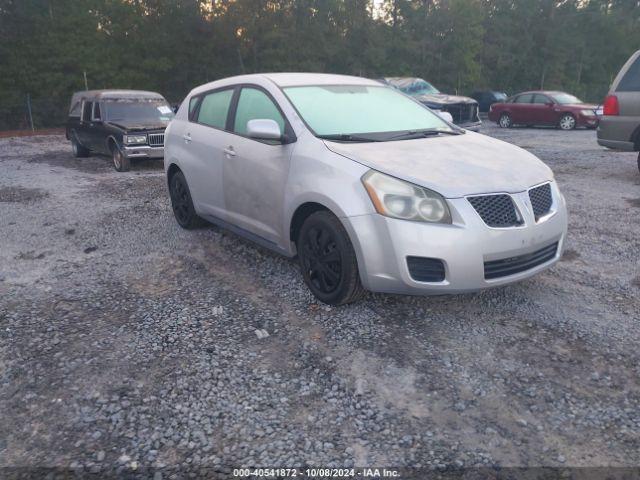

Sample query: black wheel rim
[171,177,190,225]
[301,226,342,294]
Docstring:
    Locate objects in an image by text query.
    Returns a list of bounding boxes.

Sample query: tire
[169,170,205,229]
[498,113,512,128]
[558,114,576,130]
[297,211,365,305]
[71,134,90,158]
[111,144,130,172]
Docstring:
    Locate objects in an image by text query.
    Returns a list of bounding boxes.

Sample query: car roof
[515,90,568,96]
[70,90,166,105]
[190,73,380,96]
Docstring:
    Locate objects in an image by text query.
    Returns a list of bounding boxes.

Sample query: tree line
[0,0,639,129]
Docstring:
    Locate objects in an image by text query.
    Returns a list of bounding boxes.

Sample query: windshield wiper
[387,129,463,140]
[317,133,381,142]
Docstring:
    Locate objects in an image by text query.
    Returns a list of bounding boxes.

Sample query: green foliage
[0,0,638,128]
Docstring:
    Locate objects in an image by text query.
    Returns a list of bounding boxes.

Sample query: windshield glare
[551,93,582,105]
[104,100,174,122]
[284,85,451,139]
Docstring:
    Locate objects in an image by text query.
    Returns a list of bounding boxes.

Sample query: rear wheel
[498,113,512,128]
[169,171,205,229]
[558,114,576,130]
[111,144,130,172]
[297,211,365,305]
[71,134,90,158]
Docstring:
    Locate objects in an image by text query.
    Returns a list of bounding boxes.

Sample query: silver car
[164,73,567,305]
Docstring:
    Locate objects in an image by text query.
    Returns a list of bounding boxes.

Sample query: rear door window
[233,87,285,136]
[92,102,102,121]
[515,94,534,103]
[197,89,234,129]
[617,55,640,92]
[533,94,550,104]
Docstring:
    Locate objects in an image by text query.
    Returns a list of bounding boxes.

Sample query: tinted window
[82,101,93,121]
[533,94,550,104]
[515,94,534,103]
[233,88,285,136]
[92,102,101,120]
[617,55,640,92]
[197,89,233,129]
[188,96,200,120]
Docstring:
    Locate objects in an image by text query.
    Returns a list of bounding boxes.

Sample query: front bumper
[122,145,165,159]
[343,183,567,295]
[577,114,599,128]
[459,120,482,132]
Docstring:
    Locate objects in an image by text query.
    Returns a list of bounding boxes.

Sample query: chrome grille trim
[148,133,165,147]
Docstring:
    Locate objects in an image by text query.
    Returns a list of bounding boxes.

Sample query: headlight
[362,170,452,224]
[124,134,147,144]
[580,109,595,116]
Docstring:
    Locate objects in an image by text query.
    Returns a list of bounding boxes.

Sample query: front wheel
[498,113,512,128]
[112,144,130,172]
[558,114,576,130]
[297,211,365,305]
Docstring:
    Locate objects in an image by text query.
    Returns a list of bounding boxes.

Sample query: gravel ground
[1,124,639,477]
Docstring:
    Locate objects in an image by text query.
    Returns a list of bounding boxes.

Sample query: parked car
[165,73,567,305]
[597,49,640,173]
[471,90,508,113]
[66,90,174,171]
[379,77,481,131]
[488,91,598,130]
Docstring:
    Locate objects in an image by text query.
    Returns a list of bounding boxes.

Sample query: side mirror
[246,119,282,141]
[438,111,454,123]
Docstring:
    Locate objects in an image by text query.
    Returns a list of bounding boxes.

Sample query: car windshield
[397,79,440,96]
[283,85,453,141]
[550,93,582,105]
[104,100,175,122]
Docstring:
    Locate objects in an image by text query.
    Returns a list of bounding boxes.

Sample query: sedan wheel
[297,211,365,305]
[498,113,512,128]
[559,114,576,130]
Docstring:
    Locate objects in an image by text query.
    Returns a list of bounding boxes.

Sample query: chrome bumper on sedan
[122,145,165,159]
[344,181,567,294]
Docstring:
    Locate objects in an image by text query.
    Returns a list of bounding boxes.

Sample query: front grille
[468,194,522,228]
[443,103,478,124]
[148,133,165,147]
[407,257,445,282]
[484,242,558,279]
[529,183,552,220]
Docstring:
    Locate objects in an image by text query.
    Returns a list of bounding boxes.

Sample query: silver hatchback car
[165,73,567,305]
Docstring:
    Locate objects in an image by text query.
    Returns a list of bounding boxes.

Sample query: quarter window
[197,89,234,129]
[233,88,285,136]
[82,101,93,122]
[617,55,640,92]
[69,102,81,117]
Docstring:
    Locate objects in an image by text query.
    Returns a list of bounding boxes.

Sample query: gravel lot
[1,123,639,477]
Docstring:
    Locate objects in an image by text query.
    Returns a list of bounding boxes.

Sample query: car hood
[106,120,169,131]
[323,131,553,198]
[414,93,477,106]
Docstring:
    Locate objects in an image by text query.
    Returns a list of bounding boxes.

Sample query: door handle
[223,146,236,157]
[183,133,192,143]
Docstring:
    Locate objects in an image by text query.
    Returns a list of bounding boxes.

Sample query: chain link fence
[0,95,68,132]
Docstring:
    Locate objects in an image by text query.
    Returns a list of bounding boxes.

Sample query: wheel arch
[166,162,182,187]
